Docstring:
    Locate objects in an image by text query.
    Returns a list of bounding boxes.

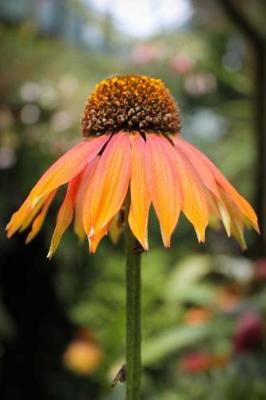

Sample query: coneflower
[6,75,259,399]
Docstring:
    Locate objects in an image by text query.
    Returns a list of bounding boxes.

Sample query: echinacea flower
[6,75,259,256]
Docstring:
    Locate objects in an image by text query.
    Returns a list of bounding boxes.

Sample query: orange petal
[74,158,99,241]
[6,136,108,237]
[29,136,108,203]
[25,191,56,244]
[128,134,151,250]
[174,137,220,199]
[88,225,108,253]
[47,174,81,258]
[173,144,209,242]
[83,132,131,237]
[145,134,181,247]
[176,138,259,233]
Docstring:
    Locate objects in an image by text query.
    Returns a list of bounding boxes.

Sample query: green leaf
[142,325,211,366]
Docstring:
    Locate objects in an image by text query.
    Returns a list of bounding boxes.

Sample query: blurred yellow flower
[63,331,102,375]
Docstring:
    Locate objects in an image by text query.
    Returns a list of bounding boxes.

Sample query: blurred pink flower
[184,73,217,96]
[170,54,194,75]
[131,44,157,64]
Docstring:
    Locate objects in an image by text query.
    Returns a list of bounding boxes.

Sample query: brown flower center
[82,75,181,136]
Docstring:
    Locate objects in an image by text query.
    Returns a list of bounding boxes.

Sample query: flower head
[6,75,259,256]
[82,75,180,135]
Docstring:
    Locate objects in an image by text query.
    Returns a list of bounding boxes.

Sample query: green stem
[125,225,142,400]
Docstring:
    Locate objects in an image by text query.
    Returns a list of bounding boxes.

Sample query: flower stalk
[125,223,142,400]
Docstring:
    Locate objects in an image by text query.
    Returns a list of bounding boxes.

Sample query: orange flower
[6,75,259,256]
[184,307,213,326]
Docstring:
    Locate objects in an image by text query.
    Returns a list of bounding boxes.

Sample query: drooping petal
[204,195,221,230]
[219,189,247,249]
[6,199,39,238]
[29,136,108,203]
[145,134,181,247]
[174,137,220,199]
[215,167,259,233]
[88,225,108,253]
[175,137,259,233]
[25,191,56,244]
[128,133,151,250]
[109,210,125,245]
[88,205,123,254]
[47,174,81,258]
[173,144,209,242]
[19,196,48,233]
[217,199,231,236]
[83,132,131,237]
[74,158,99,241]
[6,135,108,237]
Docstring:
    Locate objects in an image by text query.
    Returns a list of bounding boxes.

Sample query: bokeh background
[0,0,266,399]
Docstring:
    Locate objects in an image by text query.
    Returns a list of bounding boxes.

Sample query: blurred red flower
[234,312,264,353]
[255,259,266,280]
[180,352,228,374]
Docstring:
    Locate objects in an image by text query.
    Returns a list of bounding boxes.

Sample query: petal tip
[88,226,95,238]
[6,230,12,239]
[254,221,260,234]
[163,238,171,248]
[143,242,149,251]
[47,249,54,259]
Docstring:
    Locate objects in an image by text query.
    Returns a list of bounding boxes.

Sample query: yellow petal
[47,175,81,258]
[217,200,231,236]
[19,197,47,233]
[25,191,56,244]
[109,211,125,245]
[220,189,247,250]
